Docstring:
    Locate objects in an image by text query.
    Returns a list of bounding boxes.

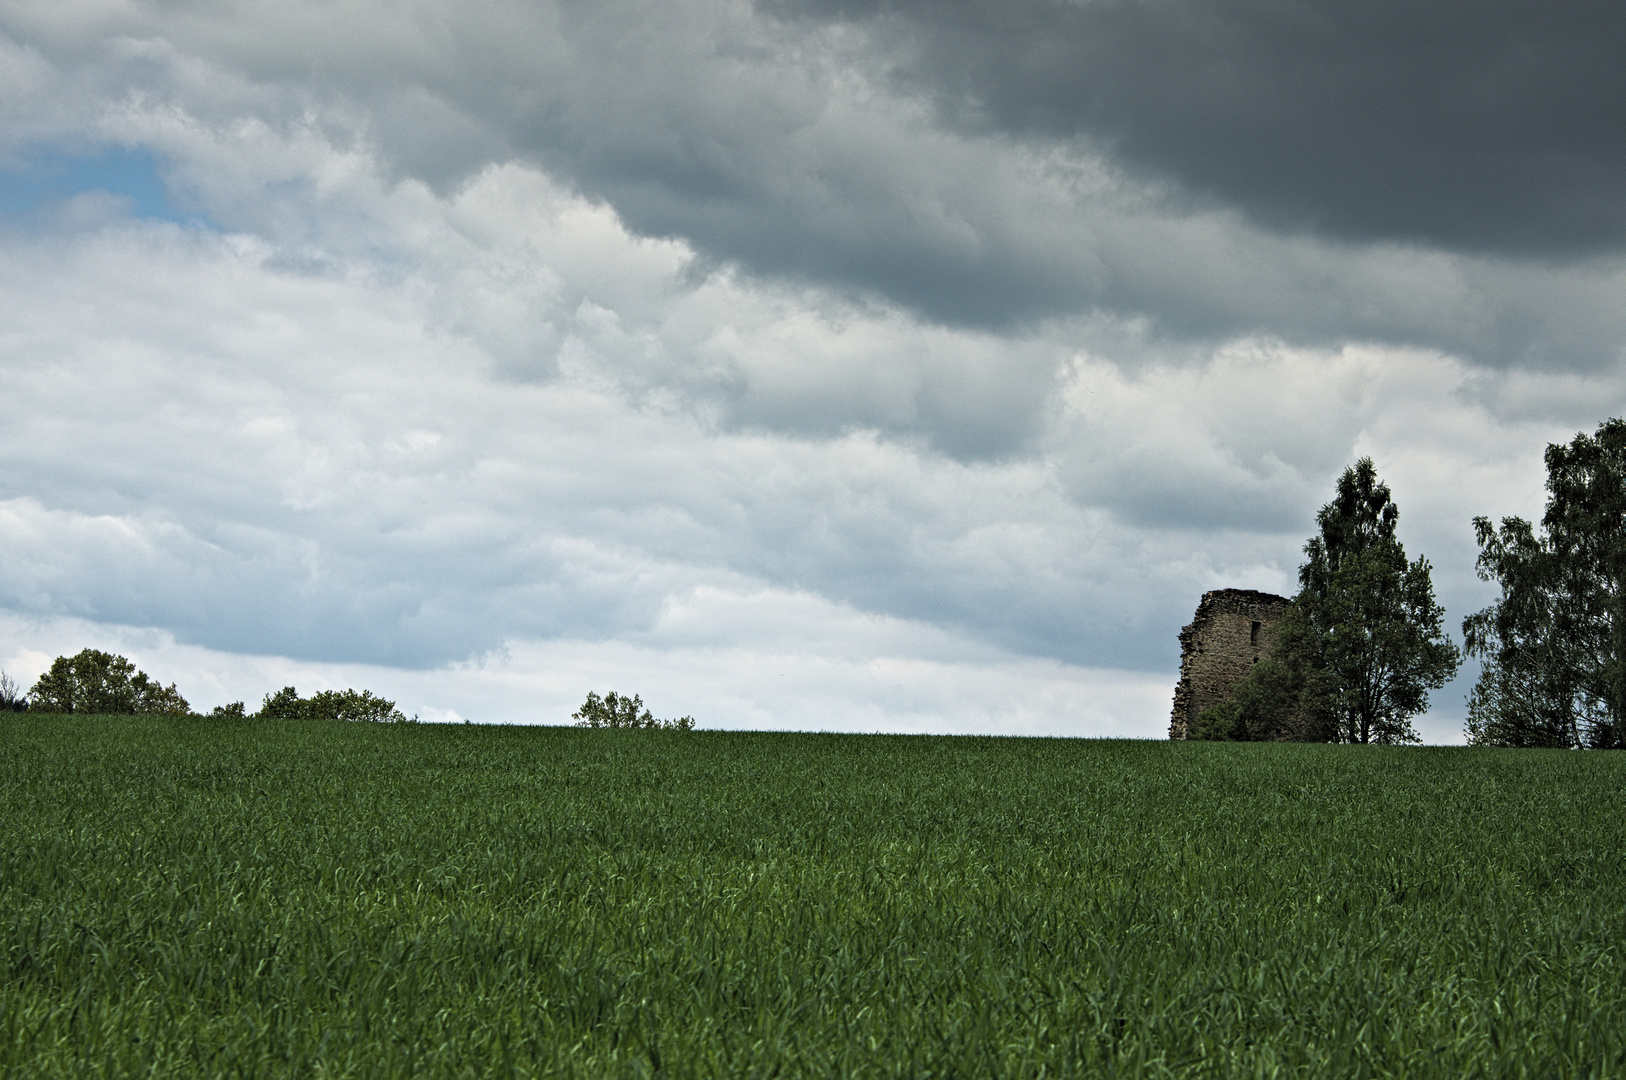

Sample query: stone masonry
[1169,588,1292,739]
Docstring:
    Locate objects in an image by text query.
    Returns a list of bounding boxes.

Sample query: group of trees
[1197,417,1626,749]
[4,652,689,730]
[249,686,414,723]
[1193,459,1459,744]
[0,648,415,723]
[1463,419,1626,749]
[25,649,193,715]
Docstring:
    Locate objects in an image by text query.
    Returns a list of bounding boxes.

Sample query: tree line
[0,649,415,723]
[1463,418,1626,748]
[1195,417,1626,748]
[0,651,691,730]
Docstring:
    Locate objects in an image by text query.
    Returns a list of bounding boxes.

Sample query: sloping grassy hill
[3,716,1622,1077]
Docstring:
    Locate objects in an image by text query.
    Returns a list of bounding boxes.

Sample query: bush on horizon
[11,649,416,723]
[25,649,191,716]
[255,686,415,723]
[572,690,695,730]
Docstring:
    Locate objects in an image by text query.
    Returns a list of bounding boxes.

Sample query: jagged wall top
[1169,588,1292,739]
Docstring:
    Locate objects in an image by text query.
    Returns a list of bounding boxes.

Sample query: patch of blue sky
[0,145,210,227]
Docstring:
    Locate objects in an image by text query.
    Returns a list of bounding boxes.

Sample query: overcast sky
[1,0,1621,738]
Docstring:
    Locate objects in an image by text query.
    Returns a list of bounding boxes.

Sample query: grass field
[2,716,1623,1077]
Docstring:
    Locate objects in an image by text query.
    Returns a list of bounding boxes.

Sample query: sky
[1,0,1622,739]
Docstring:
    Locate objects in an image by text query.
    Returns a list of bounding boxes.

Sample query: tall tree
[1464,418,1626,748]
[1292,459,1460,744]
[1192,459,1458,743]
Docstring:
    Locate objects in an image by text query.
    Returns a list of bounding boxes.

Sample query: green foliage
[21,662,413,724]
[136,678,192,717]
[2,719,1624,1077]
[572,690,695,730]
[308,688,411,723]
[256,686,306,718]
[1465,418,1626,748]
[1191,649,1335,742]
[1463,656,1578,749]
[26,648,191,716]
[1194,461,1458,744]
[1190,697,1243,740]
[1291,459,1460,744]
[256,686,413,723]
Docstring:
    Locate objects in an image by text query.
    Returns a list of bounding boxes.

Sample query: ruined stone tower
[1169,589,1292,739]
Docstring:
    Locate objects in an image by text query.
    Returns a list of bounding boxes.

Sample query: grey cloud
[7,1,1622,370]
[0,185,1601,693]
[0,208,1177,670]
[767,0,1626,258]
[0,497,692,667]
[389,0,1626,363]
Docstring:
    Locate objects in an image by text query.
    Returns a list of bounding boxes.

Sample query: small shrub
[572,691,695,730]
[308,689,410,723]
[255,686,415,723]
[1192,699,1244,740]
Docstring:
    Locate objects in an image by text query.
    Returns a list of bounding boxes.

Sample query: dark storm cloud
[766,0,1626,257]
[311,0,1626,358]
[6,1,1623,364]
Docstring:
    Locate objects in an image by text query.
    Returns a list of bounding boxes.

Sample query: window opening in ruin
[1250,621,1261,644]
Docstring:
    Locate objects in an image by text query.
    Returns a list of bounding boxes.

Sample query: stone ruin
[1169,588,1292,739]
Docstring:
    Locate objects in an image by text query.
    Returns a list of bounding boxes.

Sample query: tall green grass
[2,716,1622,1077]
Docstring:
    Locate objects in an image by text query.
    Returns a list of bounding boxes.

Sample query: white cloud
[0,602,1175,738]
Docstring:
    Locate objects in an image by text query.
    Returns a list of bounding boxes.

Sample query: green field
[3,717,1623,1077]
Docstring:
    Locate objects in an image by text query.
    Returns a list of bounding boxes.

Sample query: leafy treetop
[572,691,695,731]
[1193,458,1458,744]
[1465,417,1626,748]
[28,649,191,716]
[255,687,414,723]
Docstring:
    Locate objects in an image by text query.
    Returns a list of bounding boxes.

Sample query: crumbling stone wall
[1169,589,1292,739]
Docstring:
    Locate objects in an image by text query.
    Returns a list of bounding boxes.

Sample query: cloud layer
[773,0,1626,255]
[0,1,1622,738]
